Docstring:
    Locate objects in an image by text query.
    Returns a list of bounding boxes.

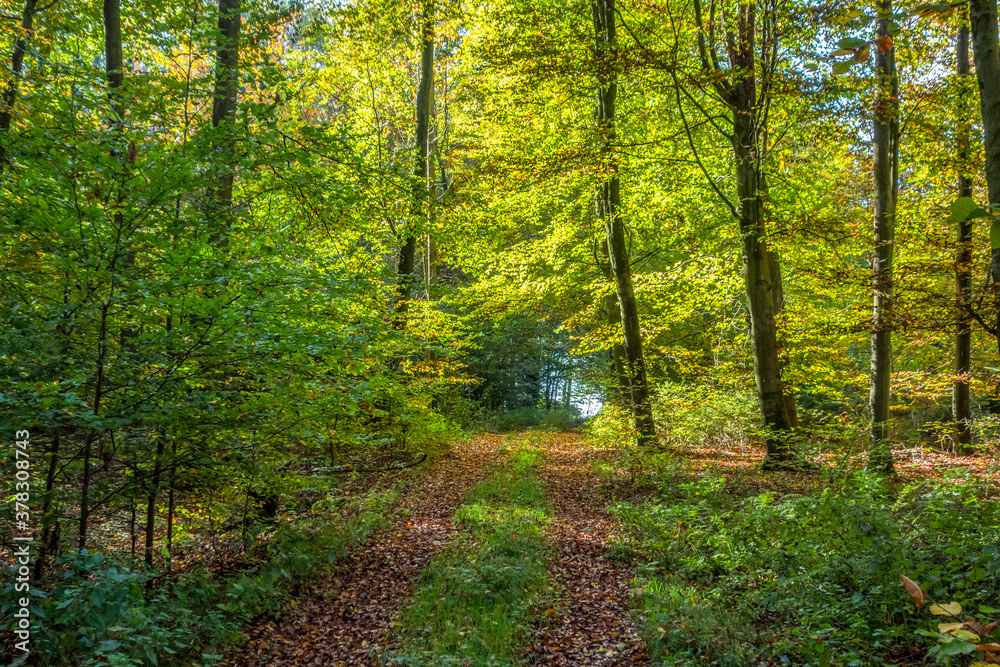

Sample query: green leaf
[837,37,868,49]
[97,640,122,653]
[947,197,988,224]
[937,637,978,656]
[832,61,853,76]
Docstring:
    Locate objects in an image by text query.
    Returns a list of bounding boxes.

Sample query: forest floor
[234,431,647,666]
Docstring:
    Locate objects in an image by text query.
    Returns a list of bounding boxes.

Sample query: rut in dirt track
[236,435,499,667]
[526,433,648,666]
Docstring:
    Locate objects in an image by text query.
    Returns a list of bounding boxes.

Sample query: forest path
[235,434,500,667]
[526,432,649,665]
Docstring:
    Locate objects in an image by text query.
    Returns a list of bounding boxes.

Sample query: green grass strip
[384,446,552,667]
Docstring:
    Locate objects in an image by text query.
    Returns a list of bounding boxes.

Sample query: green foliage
[613,466,1000,666]
[651,384,761,450]
[385,444,551,666]
[2,487,400,666]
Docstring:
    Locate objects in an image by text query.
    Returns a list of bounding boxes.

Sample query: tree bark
[689,0,794,466]
[593,0,656,447]
[34,429,60,578]
[144,436,165,569]
[969,0,1000,415]
[869,0,899,474]
[0,0,38,170]
[394,1,435,332]
[600,240,632,405]
[208,0,241,244]
[954,14,975,454]
[729,6,794,466]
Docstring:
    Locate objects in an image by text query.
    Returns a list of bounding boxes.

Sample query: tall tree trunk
[208,0,241,244]
[0,0,38,170]
[394,1,434,332]
[727,6,794,467]
[969,0,1000,413]
[593,0,656,447]
[869,0,898,474]
[954,14,975,454]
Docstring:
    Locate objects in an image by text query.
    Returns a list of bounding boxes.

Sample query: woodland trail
[526,433,648,666]
[235,431,647,666]
[235,435,500,667]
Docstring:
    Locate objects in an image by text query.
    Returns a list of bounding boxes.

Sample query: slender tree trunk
[869,0,898,474]
[166,442,176,574]
[208,0,241,244]
[969,0,1000,412]
[955,15,975,454]
[144,436,165,569]
[34,429,60,578]
[394,1,434,332]
[0,0,38,170]
[593,0,656,447]
[599,240,632,404]
[79,305,110,549]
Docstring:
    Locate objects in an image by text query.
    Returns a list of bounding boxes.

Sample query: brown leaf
[978,643,1000,651]
[901,575,927,608]
[854,45,871,63]
[875,35,893,52]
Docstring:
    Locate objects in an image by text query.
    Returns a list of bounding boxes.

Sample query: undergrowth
[2,487,402,667]
[384,444,551,666]
[609,458,1000,666]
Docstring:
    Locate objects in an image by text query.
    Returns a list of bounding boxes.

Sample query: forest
[2,0,1000,664]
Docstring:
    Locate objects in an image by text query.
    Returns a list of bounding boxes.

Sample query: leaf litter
[235,435,500,666]
[525,432,648,666]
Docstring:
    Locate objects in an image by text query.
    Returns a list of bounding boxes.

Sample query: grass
[384,445,552,666]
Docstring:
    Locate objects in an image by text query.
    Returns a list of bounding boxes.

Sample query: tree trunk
[144,436,165,569]
[208,0,241,244]
[600,240,632,405]
[727,6,794,467]
[166,443,176,573]
[969,0,1000,415]
[103,0,124,128]
[593,0,656,447]
[869,0,898,474]
[954,14,975,454]
[0,0,38,170]
[34,429,60,578]
[394,1,434,332]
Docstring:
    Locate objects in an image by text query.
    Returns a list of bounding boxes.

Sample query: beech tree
[868,0,898,474]
[592,0,656,447]
[689,0,795,467]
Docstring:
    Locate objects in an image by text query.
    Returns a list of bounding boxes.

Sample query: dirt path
[526,433,648,666]
[236,435,500,667]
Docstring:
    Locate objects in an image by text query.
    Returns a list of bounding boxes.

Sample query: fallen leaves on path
[235,435,501,667]
[526,432,648,666]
